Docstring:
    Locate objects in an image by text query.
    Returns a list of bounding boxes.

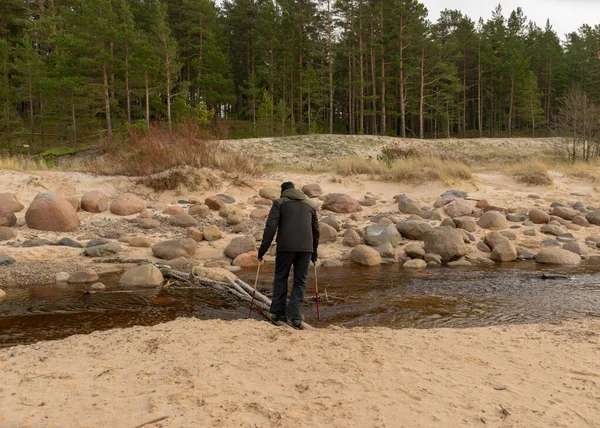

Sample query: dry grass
[545,159,600,182]
[332,155,472,183]
[0,156,51,171]
[332,156,385,175]
[508,161,554,186]
[384,156,472,183]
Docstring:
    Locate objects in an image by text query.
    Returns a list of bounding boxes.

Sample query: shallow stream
[1,263,599,348]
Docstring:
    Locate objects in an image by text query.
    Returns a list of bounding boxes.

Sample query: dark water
[1,263,599,348]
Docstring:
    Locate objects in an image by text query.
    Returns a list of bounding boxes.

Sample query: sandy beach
[1,318,598,427]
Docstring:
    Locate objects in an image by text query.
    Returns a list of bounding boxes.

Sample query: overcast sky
[423,0,599,39]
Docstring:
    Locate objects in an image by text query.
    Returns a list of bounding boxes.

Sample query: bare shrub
[93,120,261,177]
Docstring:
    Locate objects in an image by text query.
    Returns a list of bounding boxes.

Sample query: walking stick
[314,263,321,321]
[248,262,262,317]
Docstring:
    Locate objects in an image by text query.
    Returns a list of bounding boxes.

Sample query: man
[257,181,319,328]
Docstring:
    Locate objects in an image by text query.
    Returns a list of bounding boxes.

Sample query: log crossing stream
[1,262,599,348]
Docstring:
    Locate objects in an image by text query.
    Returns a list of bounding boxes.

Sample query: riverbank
[1,318,598,427]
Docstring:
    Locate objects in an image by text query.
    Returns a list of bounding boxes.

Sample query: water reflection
[1,263,599,347]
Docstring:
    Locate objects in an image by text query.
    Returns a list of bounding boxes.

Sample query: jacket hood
[281,188,307,200]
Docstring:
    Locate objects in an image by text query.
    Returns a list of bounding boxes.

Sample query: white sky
[423,0,600,39]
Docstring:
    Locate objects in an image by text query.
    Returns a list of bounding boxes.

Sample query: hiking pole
[248,262,262,317]
[314,263,321,321]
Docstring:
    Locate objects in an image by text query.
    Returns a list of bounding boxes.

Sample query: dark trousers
[270,251,312,320]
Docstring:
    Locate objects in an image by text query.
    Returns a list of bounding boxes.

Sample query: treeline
[1,0,600,150]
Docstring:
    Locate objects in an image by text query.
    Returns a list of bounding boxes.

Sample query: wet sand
[1,318,598,427]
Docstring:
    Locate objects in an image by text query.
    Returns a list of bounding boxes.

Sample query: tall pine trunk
[508,74,515,137]
[419,47,425,139]
[71,91,77,148]
[145,71,150,128]
[103,61,112,143]
[358,0,364,134]
[477,43,483,138]
[398,16,406,138]
[125,46,131,124]
[327,0,333,134]
[369,14,377,134]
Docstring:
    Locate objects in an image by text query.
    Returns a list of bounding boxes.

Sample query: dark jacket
[259,188,319,255]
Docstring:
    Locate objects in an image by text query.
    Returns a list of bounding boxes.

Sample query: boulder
[81,190,109,213]
[233,251,260,267]
[90,283,106,291]
[226,214,243,226]
[419,209,445,221]
[110,193,146,216]
[83,242,123,257]
[483,206,508,214]
[500,230,517,240]
[490,241,518,262]
[585,210,600,226]
[441,190,468,198]
[302,184,323,198]
[563,242,589,257]
[443,199,474,217]
[205,195,230,211]
[25,191,80,232]
[506,213,527,222]
[321,215,341,231]
[396,220,433,240]
[259,188,279,201]
[477,241,491,252]
[364,224,401,247]
[119,264,164,288]
[448,259,472,267]
[540,224,567,236]
[0,208,17,227]
[0,192,24,213]
[55,237,82,248]
[137,219,160,229]
[163,205,183,215]
[342,229,361,247]
[572,215,589,227]
[422,227,467,261]
[224,236,256,260]
[22,238,52,247]
[0,227,15,241]
[216,194,236,203]
[187,227,204,242]
[322,193,362,213]
[404,244,425,259]
[67,268,99,284]
[374,242,395,258]
[477,211,508,230]
[573,202,587,213]
[319,222,338,243]
[484,231,509,249]
[128,236,152,248]
[440,218,456,228]
[454,216,477,232]
[66,197,81,212]
[552,206,579,221]
[234,223,249,234]
[517,247,535,260]
[152,239,197,260]
[433,196,455,208]
[219,204,243,218]
[254,198,273,206]
[424,253,442,264]
[475,200,489,209]
[529,208,550,224]
[139,209,154,219]
[250,208,269,219]
[188,204,210,218]
[397,194,421,215]
[203,225,222,241]
[535,248,581,265]
[0,288,6,301]
[0,254,15,266]
[169,212,198,228]
[404,259,427,269]
[455,228,472,244]
[350,245,382,266]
